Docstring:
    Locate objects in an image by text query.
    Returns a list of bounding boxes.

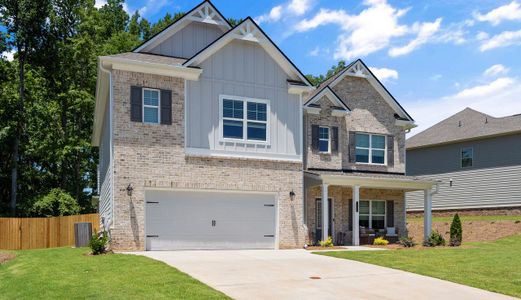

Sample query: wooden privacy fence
[0,214,99,250]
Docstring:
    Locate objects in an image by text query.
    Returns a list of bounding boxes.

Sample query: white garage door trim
[144,188,279,250]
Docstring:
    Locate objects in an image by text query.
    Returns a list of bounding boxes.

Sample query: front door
[315,198,333,244]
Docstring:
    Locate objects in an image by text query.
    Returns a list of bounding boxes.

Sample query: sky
[5,0,521,136]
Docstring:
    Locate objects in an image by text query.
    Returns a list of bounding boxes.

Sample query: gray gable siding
[407,133,521,176]
[148,22,224,58]
[186,39,301,156]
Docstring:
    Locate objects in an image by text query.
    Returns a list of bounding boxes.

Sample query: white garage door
[145,190,276,250]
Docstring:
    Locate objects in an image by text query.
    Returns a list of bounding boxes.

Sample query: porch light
[289,190,296,201]
[126,183,134,196]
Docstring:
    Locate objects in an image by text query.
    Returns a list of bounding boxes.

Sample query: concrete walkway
[131,249,514,300]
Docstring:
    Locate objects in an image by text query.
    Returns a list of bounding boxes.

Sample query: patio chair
[385,227,399,243]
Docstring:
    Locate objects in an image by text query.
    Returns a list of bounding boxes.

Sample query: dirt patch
[407,220,521,243]
[0,252,16,264]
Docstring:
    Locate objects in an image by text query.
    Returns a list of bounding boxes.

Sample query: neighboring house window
[355,133,386,164]
[143,88,160,124]
[461,147,473,167]
[319,127,330,153]
[359,200,386,229]
[221,96,269,142]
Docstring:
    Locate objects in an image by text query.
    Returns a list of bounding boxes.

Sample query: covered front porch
[304,171,437,246]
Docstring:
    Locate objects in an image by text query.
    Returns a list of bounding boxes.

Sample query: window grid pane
[371,135,385,149]
[144,90,159,106]
[356,148,369,163]
[143,107,159,123]
[247,102,267,121]
[247,122,266,141]
[223,99,244,119]
[223,119,243,139]
[355,133,369,148]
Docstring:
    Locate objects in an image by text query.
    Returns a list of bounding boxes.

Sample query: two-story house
[92,0,437,251]
[406,108,521,212]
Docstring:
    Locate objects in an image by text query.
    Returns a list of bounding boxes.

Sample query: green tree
[33,188,80,216]
[306,60,348,86]
[450,213,463,246]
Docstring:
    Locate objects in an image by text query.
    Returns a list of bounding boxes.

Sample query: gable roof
[304,86,350,111]
[183,17,313,87]
[304,59,414,122]
[133,0,231,53]
[407,108,521,149]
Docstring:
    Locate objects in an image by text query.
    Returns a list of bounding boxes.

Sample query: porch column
[424,189,432,240]
[352,185,360,246]
[322,183,329,241]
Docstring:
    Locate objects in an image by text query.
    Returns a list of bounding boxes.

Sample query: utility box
[74,222,93,248]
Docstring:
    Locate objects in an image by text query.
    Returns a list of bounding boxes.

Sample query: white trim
[315,197,334,235]
[133,1,230,53]
[303,87,350,112]
[354,133,387,165]
[109,71,115,230]
[219,94,271,145]
[304,107,321,115]
[288,82,314,94]
[395,119,416,129]
[142,88,161,124]
[185,147,302,162]
[318,126,331,154]
[184,80,188,148]
[102,57,202,80]
[331,109,348,117]
[359,200,386,230]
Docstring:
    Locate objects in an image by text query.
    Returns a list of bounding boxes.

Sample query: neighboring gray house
[406,108,521,211]
[92,0,436,251]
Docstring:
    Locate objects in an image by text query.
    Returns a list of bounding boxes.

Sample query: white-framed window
[143,88,160,124]
[319,126,330,153]
[355,133,386,165]
[359,200,386,229]
[461,147,473,168]
[220,95,269,143]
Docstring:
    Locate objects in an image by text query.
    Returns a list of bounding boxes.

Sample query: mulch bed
[0,252,16,264]
[305,246,348,250]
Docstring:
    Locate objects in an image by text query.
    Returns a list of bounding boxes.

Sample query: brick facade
[110,69,306,250]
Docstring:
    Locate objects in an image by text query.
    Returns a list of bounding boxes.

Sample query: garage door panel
[145,190,276,250]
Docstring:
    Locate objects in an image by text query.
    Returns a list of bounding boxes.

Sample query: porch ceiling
[304,171,438,191]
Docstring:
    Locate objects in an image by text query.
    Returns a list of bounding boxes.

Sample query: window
[359,200,386,229]
[461,147,473,168]
[319,127,330,153]
[143,88,160,124]
[355,133,386,164]
[221,96,268,142]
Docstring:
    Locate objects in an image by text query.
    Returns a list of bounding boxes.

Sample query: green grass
[407,214,521,223]
[316,235,521,298]
[0,247,229,299]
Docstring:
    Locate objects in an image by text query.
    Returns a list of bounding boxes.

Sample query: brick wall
[110,69,306,250]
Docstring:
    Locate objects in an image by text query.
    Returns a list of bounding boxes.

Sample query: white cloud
[369,67,398,82]
[483,64,510,77]
[308,46,320,56]
[407,77,521,136]
[94,0,106,8]
[256,0,312,24]
[474,1,521,26]
[430,74,443,81]
[1,50,15,61]
[288,0,311,16]
[256,5,283,23]
[389,18,442,56]
[479,29,521,51]
[476,31,489,41]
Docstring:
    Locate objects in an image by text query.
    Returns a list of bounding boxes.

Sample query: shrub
[373,237,389,246]
[399,236,416,248]
[89,231,108,255]
[32,188,80,217]
[423,230,446,247]
[450,213,463,246]
[319,236,334,247]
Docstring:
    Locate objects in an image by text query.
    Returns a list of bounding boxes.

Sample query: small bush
[399,236,416,248]
[373,237,389,246]
[449,213,463,246]
[319,236,334,247]
[32,188,80,217]
[89,231,108,255]
[423,230,446,247]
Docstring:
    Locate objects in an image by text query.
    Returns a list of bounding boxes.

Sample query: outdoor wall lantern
[126,183,133,196]
[449,178,453,187]
[289,190,296,201]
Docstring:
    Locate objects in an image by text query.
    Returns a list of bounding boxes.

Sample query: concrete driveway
[133,249,514,300]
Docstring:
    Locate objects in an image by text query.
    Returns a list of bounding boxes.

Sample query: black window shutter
[348,199,353,231]
[130,86,142,122]
[331,126,339,152]
[386,200,394,227]
[160,89,172,125]
[348,131,356,163]
[311,125,319,150]
[387,135,394,167]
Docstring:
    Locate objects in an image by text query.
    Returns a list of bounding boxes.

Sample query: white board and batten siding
[145,190,277,250]
[406,165,521,211]
[98,99,113,230]
[147,22,224,59]
[186,40,301,160]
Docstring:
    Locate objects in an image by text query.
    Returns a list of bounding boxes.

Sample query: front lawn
[316,234,521,298]
[0,247,229,299]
